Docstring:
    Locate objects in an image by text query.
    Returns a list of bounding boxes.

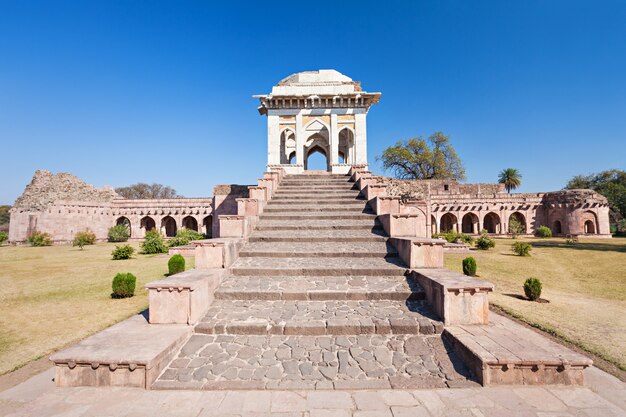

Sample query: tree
[565,169,626,223]
[498,168,522,193]
[378,132,466,180]
[0,205,10,225]
[115,183,182,199]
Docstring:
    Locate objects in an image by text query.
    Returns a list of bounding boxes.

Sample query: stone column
[330,113,339,168]
[295,113,304,167]
[355,112,368,165]
[267,114,280,165]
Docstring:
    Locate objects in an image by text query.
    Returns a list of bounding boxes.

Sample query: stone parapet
[193,238,243,269]
[378,213,423,237]
[145,269,225,325]
[410,268,494,326]
[50,315,191,388]
[389,237,445,269]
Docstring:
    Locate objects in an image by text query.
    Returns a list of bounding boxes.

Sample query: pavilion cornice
[254,92,382,115]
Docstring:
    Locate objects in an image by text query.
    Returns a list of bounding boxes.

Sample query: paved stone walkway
[152,334,472,390]
[1,367,625,416]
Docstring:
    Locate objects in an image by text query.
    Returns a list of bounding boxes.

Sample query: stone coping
[412,268,494,292]
[391,237,447,246]
[191,238,242,247]
[145,269,223,291]
[49,314,191,370]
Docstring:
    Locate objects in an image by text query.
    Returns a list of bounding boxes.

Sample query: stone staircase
[152,174,474,390]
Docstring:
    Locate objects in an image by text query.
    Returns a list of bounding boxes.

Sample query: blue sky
[1,1,625,204]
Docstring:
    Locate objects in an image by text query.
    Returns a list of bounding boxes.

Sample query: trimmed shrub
[141,230,168,254]
[475,231,495,250]
[168,254,186,275]
[536,226,552,238]
[512,241,532,256]
[27,231,53,247]
[107,224,130,242]
[462,256,477,276]
[523,277,542,301]
[72,230,96,249]
[111,272,136,298]
[112,244,135,260]
[168,227,203,247]
[0,231,8,245]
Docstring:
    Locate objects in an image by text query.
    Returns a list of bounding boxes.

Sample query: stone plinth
[379,213,422,237]
[193,238,242,269]
[145,269,224,325]
[410,268,494,326]
[50,315,191,388]
[389,237,445,268]
[444,313,593,386]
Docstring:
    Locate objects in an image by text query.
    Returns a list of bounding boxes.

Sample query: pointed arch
[161,216,177,237]
[182,216,198,232]
[483,212,501,234]
[116,216,131,236]
[508,212,527,234]
[461,213,479,234]
[440,213,458,233]
[140,216,155,232]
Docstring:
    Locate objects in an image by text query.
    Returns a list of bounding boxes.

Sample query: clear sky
[1,0,625,204]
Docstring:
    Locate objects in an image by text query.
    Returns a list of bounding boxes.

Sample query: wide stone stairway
[153,174,475,390]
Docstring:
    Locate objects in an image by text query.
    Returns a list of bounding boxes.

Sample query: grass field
[445,237,626,371]
[0,242,193,375]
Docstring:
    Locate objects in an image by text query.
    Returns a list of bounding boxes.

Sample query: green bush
[141,230,168,254]
[512,241,532,256]
[536,226,552,238]
[72,230,96,249]
[475,231,495,250]
[107,224,130,242]
[462,256,477,276]
[616,219,626,236]
[111,272,136,298]
[523,277,542,301]
[168,254,186,275]
[27,231,53,246]
[432,230,474,245]
[168,227,203,247]
[112,244,135,260]
[0,231,8,245]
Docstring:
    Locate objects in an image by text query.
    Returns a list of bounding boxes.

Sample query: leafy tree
[565,169,626,223]
[378,132,465,180]
[498,168,522,193]
[0,205,10,225]
[508,217,525,238]
[115,183,182,199]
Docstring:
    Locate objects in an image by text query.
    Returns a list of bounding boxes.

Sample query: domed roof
[269,69,363,96]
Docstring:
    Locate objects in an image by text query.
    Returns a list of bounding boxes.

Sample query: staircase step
[230,256,407,276]
[274,190,360,196]
[215,275,421,301]
[264,206,370,213]
[268,198,365,205]
[152,333,472,390]
[238,241,396,258]
[195,300,442,336]
[255,220,381,231]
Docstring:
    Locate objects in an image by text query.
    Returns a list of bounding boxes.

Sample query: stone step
[266,199,366,206]
[270,197,365,204]
[215,275,420,301]
[238,241,396,258]
[152,333,473,390]
[248,229,387,243]
[255,220,381,231]
[194,300,442,336]
[263,205,371,213]
[274,190,360,196]
[277,185,356,190]
[230,256,406,276]
[280,179,353,184]
[259,214,375,221]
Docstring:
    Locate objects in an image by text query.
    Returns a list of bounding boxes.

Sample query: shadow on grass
[503,293,528,301]
[530,240,626,253]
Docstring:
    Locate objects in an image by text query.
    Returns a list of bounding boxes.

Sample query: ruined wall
[212,185,250,238]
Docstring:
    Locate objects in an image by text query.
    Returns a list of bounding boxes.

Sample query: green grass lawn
[0,242,193,375]
[445,237,626,371]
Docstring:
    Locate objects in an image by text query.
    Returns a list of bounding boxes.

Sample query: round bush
[73,230,96,249]
[112,244,135,260]
[462,256,477,276]
[141,230,168,254]
[523,277,542,301]
[536,226,552,238]
[112,272,136,298]
[168,254,185,275]
[27,231,53,246]
[0,231,8,245]
[475,232,495,250]
[512,241,532,256]
[108,224,130,242]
